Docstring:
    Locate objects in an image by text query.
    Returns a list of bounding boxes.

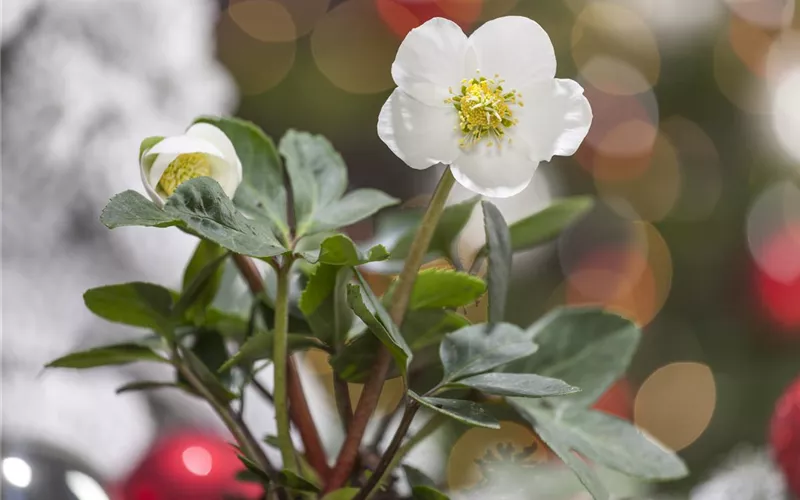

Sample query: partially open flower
[140,122,243,207]
[378,16,592,198]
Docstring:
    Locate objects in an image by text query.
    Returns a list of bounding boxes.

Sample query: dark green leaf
[412,486,450,500]
[116,380,185,395]
[321,488,359,500]
[83,282,175,334]
[329,333,381,383]
[404,310,471,351]
[279,130,348,237]
[100,190,179,229]
[512,403,609,500]
[236,454,272,484]
[164,177,287,258]
[299,264,353,346]
[409,269,485,310]
[506,196,593,252]
[440,323,537,383]
[185,329,232,386]
[180,344,237,402]
[277,469,321,493]
[194,116,288,238]
[482,201,511,323]
[510,307,640,410]
[451,373,579,398]
[46,343,168,369]
[410,391,500,429]
[177,240,229,319]
[311,189,399,233]
[512,401,687,485]
[303,234,389,266]
[347,281,411,379]
[219,331,321,372]
[404,465,449,500]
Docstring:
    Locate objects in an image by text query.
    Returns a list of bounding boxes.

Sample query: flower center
[446,75,522,148]
[158,153,212,196]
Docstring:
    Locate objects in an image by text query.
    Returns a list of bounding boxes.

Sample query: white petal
[140,161,165,207]
[451,139,538,198]
[392,17,473,106]
[185,122,243,184]
[516,79,593,162]
[144,135,225,192]
[378,88,461,170]
[207,154,239,199]
[468,16,556,89]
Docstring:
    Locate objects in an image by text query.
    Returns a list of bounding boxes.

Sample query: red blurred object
[592,379,633,420]
[119,432,263,500]
[754,227,800,331]
[376,0,482,39]
[770,376,800,497]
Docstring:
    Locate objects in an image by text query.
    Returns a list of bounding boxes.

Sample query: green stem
[325,167,456,493]
[274,257,297,472]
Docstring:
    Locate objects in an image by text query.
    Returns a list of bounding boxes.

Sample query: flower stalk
[325,167,457,492]
[273,257,297,471]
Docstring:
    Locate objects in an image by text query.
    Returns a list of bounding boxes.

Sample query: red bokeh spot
[119,432,262,500]
[376,0,482,39]
[771,375,800,496]
[754,226,800,331]
[592,379,633,421]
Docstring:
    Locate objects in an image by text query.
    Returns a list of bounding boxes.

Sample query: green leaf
[451,373,579,398]
[194,116,289,238]
[46,343,168,369]
[482,201,511,323]
[236,454,272,485]
[177,240,229,319]
[311,188,400,233]
[329,333,380,383]
[440,323,537,383]
[279,130,348,237]
[83,282,175,334]
[277,469,321,493]
[100,190,179,229]
[512,402,687,487]
[510,307,640,410]
[410,391,500,429]
[303,234,389,266]
[347,280,412,379]
[392,197,480,262]
[506,196,593,252]
[322,488,359,500]
[180,343,237,402]
[115,380,185,395]
[404,466,450,500]
[299,264,353,346]
[219,330,322,372]
[513,403,609,500]
[139,136,164,160]
[164,177,287,258]
[409,269,485,310]
[404,309,471,351]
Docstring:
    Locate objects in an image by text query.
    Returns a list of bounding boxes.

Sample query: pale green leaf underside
[410,391,500,429]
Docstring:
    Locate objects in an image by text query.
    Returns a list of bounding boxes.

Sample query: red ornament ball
[770,376,800,496]
[119,431,263,500]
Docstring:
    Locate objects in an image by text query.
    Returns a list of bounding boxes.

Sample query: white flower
[140,122,243,207]
[378,16,593,198]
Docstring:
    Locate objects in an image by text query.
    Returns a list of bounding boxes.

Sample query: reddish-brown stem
[324,169,456,493]
[232,254,329,480]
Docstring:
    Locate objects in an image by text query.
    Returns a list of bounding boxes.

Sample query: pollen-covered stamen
[158,152,213,196]
[445,74,521,148]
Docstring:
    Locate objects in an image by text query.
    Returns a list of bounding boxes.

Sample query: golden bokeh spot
[158,153,212,196]
[447,421,548,491]
[447,76,519,148]
[634,362,716,452]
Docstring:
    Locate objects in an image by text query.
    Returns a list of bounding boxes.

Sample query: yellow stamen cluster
[158,153,212,196]
[446,74,522,148]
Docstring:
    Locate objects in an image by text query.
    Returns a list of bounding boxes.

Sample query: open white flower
[140,122,243,207]
[378,16,592,198]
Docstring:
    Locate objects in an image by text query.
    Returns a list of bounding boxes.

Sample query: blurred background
[3,0,800,498]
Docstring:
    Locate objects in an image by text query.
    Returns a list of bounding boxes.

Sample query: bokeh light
[754,223,800,330]
[634,362,716,452]
[181,446,213,477]
[217,6,296,95]
[376,0,483,39]
[770,67,800,163]
[311,0,400,94]
[747,182,800,284]
[592,378,634,420]
[447,421,548,492]
[2,457,32,489]
[714,22,767,114]
[724,0,795,29]
[228,0,296,42]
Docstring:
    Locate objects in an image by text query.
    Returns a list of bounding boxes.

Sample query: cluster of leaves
[47,116,686,499]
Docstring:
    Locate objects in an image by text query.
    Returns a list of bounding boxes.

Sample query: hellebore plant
[47,16,687,500]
